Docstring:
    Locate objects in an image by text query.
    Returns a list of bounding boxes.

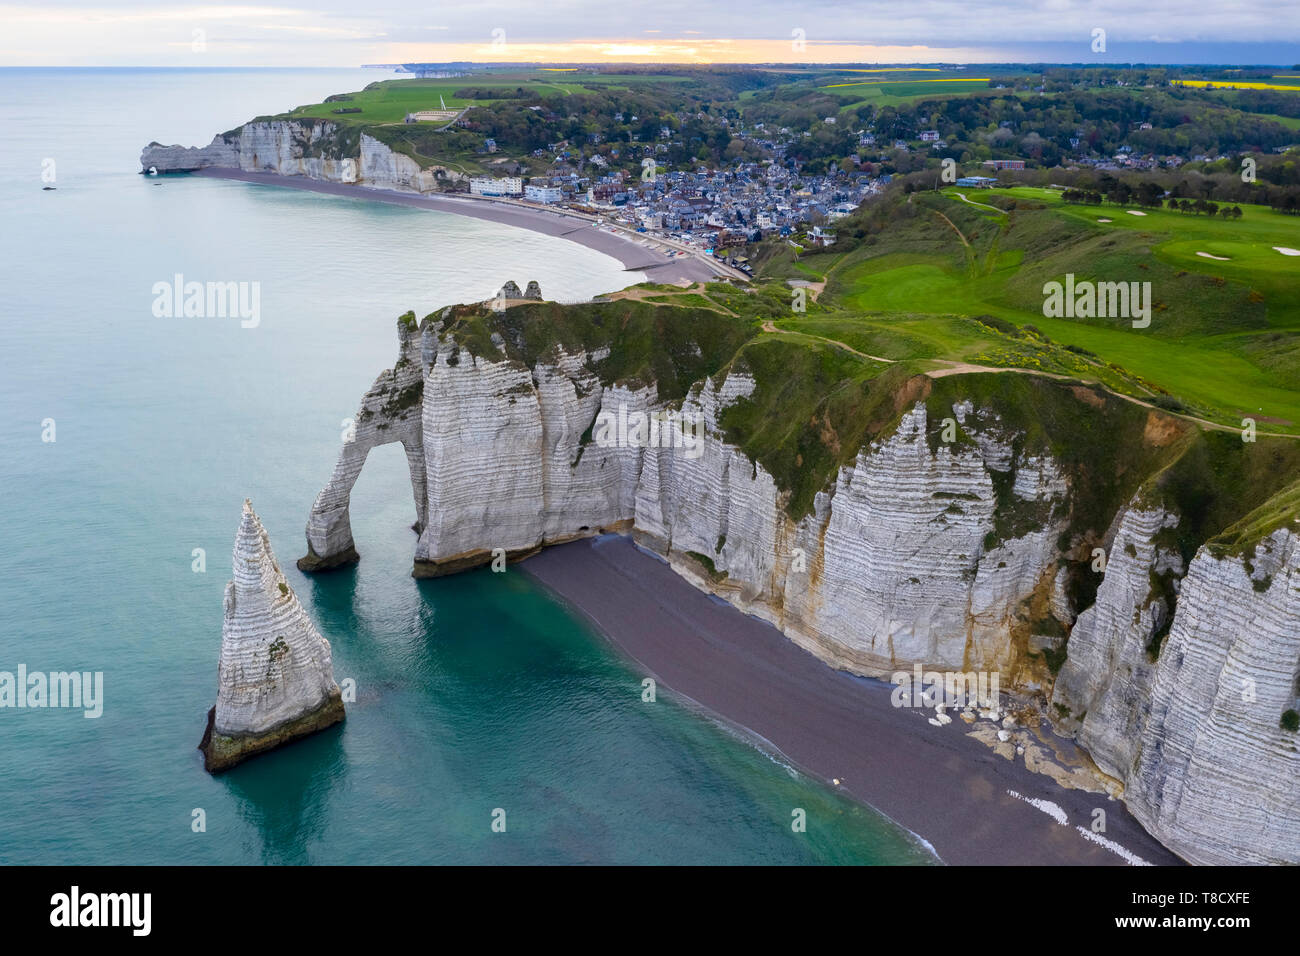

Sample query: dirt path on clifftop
[955,192,1004,214]
[760,321,893,363]
[610,283,737,315]
[760,323,1297,439]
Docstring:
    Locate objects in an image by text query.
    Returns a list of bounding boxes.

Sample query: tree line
[1061,188,1245,217]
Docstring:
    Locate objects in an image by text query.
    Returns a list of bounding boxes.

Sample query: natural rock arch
[298,315,427,571]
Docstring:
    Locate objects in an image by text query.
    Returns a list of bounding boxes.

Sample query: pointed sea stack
[200,499,345,773]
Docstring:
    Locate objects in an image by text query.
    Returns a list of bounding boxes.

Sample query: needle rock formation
[200,499,345,772]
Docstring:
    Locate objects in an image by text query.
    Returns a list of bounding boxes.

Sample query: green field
[263,67,1300,434]
[283,74,548,124]
[281,71,687,126]
[826,75,1011,110]
[1251,112,1300,130]
[763,186,1300,433]
[430,278,1300,556]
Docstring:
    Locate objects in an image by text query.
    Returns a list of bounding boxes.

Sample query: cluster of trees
[785,126,860,170]
[880,89,1296,168]
[1265,193,1300,214]
[1168,198,1243,218]
[1048,166,1300,211]
[1204,87,1300,120]
[1061,178,1165,206]
[737,88,849,135]
[441,83,765,172]
[378,66,1300,186]
[1038,66,1295,92]
[1062,183,1245,218]
[457,101,557,152]
[738,68,1298,173]
[1191,152,1300,187]
[453,87,534,100]
[1040,67,1177,90]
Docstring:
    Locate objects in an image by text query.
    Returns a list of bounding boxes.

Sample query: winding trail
[610,283,737,315]
[931,208,971,248]
[761,320,892,363]
[954,191,1004,214]
[759,322,1299,439]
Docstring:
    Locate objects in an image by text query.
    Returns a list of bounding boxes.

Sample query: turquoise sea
[0,68,934,864]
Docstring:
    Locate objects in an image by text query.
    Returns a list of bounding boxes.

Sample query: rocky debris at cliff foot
[200,499,344,773]
[297,306,1300,865]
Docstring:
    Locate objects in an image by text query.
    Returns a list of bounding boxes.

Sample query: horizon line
[4,60,1300,69]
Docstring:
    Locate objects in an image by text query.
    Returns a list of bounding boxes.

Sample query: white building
[524,184,563,204]
[808,225,836,247]
[469,176,523,197]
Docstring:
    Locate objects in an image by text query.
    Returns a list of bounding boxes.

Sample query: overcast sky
[3,1,1299,66]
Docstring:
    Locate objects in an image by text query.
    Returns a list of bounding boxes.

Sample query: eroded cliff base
[297,541,360,573]
[523,535,1184,865]
[199,692,345,774]
[411,544,543,578]
[297,300,1300,865]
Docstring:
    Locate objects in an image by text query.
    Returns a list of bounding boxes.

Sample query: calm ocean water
[0,68,933,864]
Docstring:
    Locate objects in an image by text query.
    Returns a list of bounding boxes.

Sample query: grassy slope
[727,184,1300,562]
[265,72,687,175]
[418,276,1300,570]
[281,70,1300,565]
[816,187,1300,430]
[282,72,684,125]
[427,297,760,402]
[827,77,1006,110]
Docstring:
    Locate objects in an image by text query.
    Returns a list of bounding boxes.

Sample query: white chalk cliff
[300,311,1300,864]
[142,121,463,193]
[1055,512,1300,865]
[299,315,426,571]
[201,499,344,772]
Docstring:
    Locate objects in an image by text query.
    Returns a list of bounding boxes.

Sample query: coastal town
[462,147,880,272]
[428,70,1296,272]
[140,61,1300,286]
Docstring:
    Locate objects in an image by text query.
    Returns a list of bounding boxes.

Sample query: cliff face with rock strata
[142,120,463,192]
[1054,510,1300,865]
[300,303,1300,865]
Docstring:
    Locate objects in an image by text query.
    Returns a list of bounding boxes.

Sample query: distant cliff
[141,118,465,192]
[299,299,1300,866]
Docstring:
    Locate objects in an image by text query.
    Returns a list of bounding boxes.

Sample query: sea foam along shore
[193,168,733,287]
[522,534,1186,867]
